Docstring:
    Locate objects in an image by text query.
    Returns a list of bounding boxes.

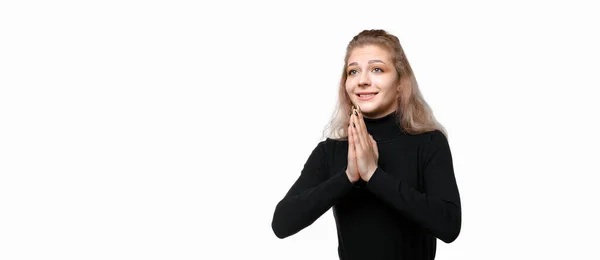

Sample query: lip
[356,93,378,101]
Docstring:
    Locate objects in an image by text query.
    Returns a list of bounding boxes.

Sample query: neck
[363,110,404,142]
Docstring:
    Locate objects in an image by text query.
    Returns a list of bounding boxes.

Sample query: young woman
[271,29,462,260]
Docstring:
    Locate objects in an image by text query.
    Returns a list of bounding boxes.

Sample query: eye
[347,69,357,76]
[373,67,384,73]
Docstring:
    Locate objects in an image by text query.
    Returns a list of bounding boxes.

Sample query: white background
[1,1,599,259]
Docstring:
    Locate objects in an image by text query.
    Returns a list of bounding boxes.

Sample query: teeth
[359,94,375,97]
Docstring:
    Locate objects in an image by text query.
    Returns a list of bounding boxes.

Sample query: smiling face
[345,44,401,119]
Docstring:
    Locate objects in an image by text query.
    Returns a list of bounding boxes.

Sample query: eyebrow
[347,60,387,67]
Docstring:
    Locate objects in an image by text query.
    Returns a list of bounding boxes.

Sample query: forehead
[347,45,392,64]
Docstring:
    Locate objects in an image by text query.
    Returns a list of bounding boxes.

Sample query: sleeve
[365,130,462,243]
[271,140,354,239]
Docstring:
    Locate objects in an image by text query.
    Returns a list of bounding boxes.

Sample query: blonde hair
[322,29,447,140]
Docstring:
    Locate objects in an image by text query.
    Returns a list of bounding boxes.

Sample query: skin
[345,45,401,119]
[344,45,401,183]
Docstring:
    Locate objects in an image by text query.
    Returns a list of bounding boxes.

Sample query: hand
[346,119,360,183]
[349,105,379,182]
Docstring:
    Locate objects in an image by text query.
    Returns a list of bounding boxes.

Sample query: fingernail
[352,122,356,128]
[354,110,358,116]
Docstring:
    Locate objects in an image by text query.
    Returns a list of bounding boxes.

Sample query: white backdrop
[1,1,599,259]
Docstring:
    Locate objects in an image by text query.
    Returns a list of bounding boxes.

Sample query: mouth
[356,92,378,101]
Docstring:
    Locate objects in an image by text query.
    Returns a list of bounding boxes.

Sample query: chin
[354,102,378,112]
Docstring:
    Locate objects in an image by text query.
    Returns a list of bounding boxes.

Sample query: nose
[358,71,371,87]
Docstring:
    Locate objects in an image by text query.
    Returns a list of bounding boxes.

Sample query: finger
[351,111,363,154]
[348,122,356,159]
[348,123,358,174]
[348,123,354,154]
[355,109,369,152]
[355,108,368,149]
[370,134,379,158]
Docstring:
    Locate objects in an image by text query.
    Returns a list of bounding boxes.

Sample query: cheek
[345,82,353,94]
[373,78,395,91]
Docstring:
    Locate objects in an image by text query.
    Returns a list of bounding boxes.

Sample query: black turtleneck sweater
[271,111,462,260]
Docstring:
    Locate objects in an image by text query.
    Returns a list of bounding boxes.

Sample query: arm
[366,130,462,243]
[271,140,353,239]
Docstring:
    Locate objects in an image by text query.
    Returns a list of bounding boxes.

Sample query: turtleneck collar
[363,110,405,142]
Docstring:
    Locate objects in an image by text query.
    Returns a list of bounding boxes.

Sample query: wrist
[345,169,356,183]
[365,167,378,182]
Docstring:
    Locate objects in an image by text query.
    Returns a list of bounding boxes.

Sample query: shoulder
[424,129,448,143]
[323,137,347,147]
[304,138,344,168]
[413,130,453,169]
[415,129,450,153]
[310,138,342,154]
[317,137,348,157]
[409,129,447,144]
[421,129,452,155]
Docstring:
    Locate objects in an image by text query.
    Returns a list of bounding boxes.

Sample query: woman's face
[345,45,400,119]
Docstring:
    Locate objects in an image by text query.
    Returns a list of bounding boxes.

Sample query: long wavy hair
[322,29,447,141]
